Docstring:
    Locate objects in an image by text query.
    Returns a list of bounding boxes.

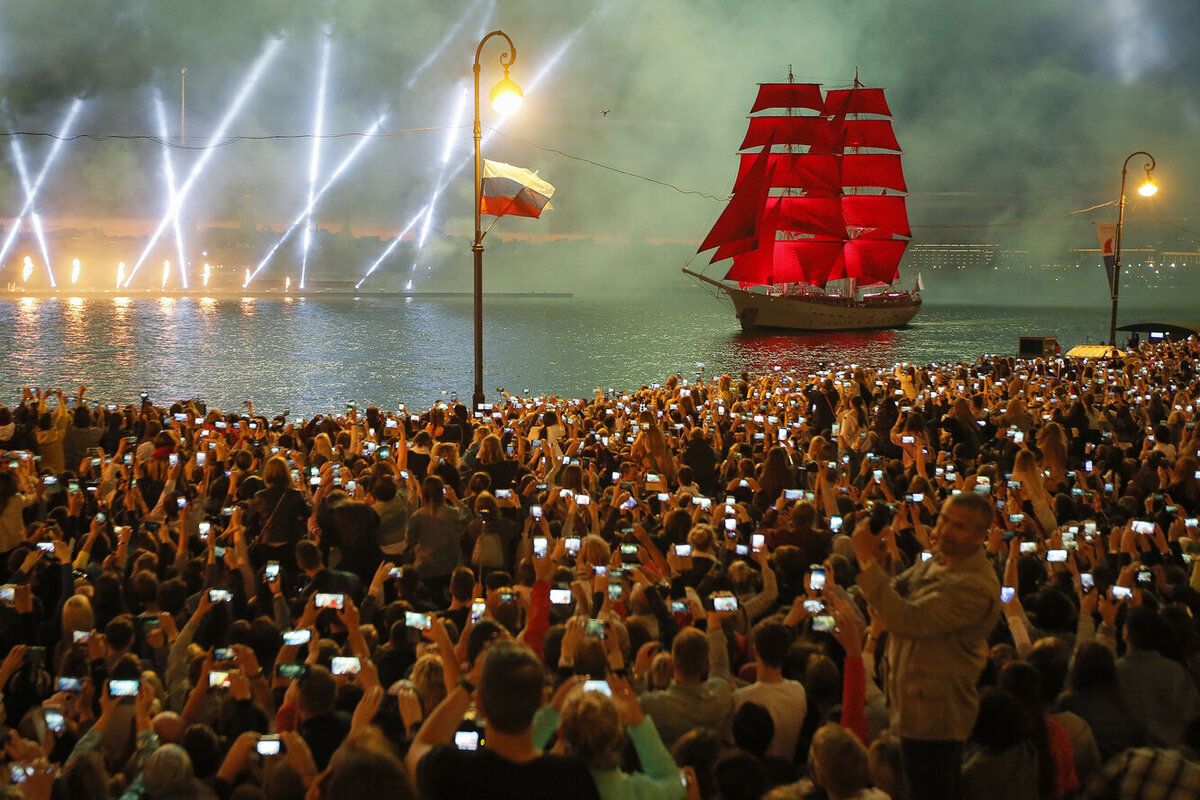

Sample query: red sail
[774,239,846,286]
[751,83,825,113]
[839,119,900,151]
[843,195,910,238]
[844,239,908,284]
[773,196,847,239]
[699,142,773,255]
[723,204,781,284]
[740,116,834,151]
[735,153,906,193]
[823,88,892,117]
[735,153,840,194]
[842,154,907,192]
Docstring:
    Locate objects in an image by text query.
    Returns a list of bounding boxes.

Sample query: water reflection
[0,295,1190,415]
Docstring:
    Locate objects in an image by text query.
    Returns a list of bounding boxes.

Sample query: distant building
[906,242,996,271]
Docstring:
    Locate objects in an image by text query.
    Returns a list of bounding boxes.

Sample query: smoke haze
[1,0,1197,296]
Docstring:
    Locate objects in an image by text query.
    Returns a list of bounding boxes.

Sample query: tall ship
[684,70,921,331]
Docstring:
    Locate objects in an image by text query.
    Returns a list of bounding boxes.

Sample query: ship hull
[684,269,921,332]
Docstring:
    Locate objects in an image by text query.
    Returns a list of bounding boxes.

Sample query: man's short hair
[298,665,337,718]
[295,540,323,572]
[371,474,397,502]
[105,615,135,651]
[944,492,992,533]
[672,628,709,680]
[752,620,793,669]
[810,723,870,798]
[449,567,476,602]
[477,642,545,735]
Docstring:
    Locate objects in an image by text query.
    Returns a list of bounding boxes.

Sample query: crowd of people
[0,335,1199,800]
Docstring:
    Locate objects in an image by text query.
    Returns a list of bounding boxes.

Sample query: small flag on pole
[913,271,925,293]
[480,159,555,218]
[1094,221,1117,293]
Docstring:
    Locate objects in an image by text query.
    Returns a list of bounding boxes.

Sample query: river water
[0,291,1190,414]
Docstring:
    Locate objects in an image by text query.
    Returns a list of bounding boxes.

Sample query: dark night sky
[1,0,1197,260]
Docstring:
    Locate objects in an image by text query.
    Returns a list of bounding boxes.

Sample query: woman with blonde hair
[538,675,686,800]
[432,442,462,496]
[311,431,336,464]
[409,653,447,717]
[1011,448,1057,531]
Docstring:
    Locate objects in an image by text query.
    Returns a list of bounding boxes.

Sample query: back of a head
[449,566,475,602]
[809,724,869,798]
[1068,641,1118,693]
[752,620,793,669]
[372,474,397,502]
[422,474,444,507]
[295,540,323,572]
[672,628,709,680]
[1124,606,1165,652]
[105,615,135,652]
[1027,638,1071,704]
[322,747,415,800]
[672,728,721,798]
[713,750,770,800]
[731,701,774,757]
[560,690,624,769]
[970,687,1030,750]
[142,744,195,796]
[868,733,907,800]
[478,642,545,735]
[180,724,222,780]
[299,666,337,718]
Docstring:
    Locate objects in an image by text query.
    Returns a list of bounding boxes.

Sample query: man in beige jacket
[853,492,1000,800]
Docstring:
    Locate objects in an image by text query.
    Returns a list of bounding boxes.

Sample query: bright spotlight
[1137,179,1158,197]
[0,98,83,270]
[154,92,189,288]
[285,275,292,292]
[355,202,427,288]
[404,0,490,90]
[442,85,469,165]
[71,258,80,285]
[126,38,282,286]
[246,114,386,286]
[22,256,33,282]
[162,260,171,289]
[9,141,56,286]
[203,263,211,287]
[116,262,126,288]
[301,29,333,291]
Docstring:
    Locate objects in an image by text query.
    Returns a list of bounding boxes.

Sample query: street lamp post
[471,30,522,411]
[1109,151,1157,348]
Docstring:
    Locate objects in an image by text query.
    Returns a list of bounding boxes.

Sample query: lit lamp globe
[490,74,523,116]
[1137,178,1158,197]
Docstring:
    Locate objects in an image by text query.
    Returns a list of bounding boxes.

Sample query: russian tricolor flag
[480,159,555,218]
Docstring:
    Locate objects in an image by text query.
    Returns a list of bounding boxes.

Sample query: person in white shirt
[733,619,808,760]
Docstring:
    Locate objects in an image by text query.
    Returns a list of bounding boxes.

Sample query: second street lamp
[472,30,522,411]
[1109,151,1157,348]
